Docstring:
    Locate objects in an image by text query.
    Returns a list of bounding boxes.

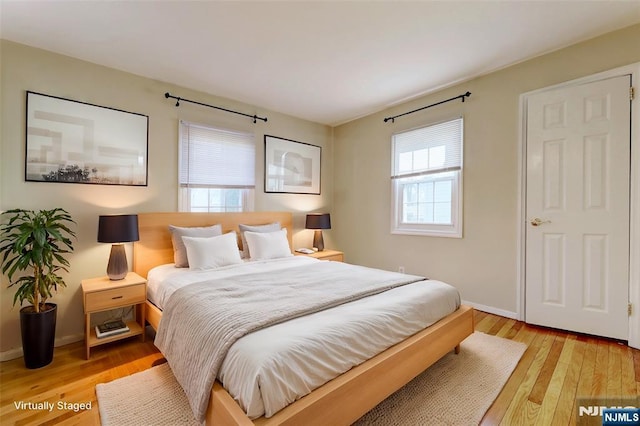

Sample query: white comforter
[148,257,460,419]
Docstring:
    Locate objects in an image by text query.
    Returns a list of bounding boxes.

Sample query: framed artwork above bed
[264,135,321,194]
[25,91,149,186]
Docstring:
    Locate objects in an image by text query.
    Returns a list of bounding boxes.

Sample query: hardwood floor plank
[499,332,555,425]
[475,313,500,333]
[534,336,576,425]
[487,317,509,335]
[54,409,99,426]
[592,340,610,397]
[474,310,489,324]
[511,322,538,346]
[569,336,599,425]
[504,399,540,426]
[552,336,585,426]
[495,319,517,338]
[528,333,566,405]
[606,342,623,404]
[633,348,640,382]
[621,345,638,397]
[501,320,524,340]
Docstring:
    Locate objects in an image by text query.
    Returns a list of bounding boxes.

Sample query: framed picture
[25,91,149,186]
[264,135,321,194]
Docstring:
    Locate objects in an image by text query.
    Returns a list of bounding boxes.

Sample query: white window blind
[180,121,255,188]
[392,118,463,179]
[391,117,463,237]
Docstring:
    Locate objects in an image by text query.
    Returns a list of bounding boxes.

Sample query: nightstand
[81,272,146,360]
[295,249,344,262]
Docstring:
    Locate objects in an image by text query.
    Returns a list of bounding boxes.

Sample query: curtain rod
[164,92,268,123]
[383,91,471,123]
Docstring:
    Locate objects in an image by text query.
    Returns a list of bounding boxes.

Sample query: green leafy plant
[0,208,76,313]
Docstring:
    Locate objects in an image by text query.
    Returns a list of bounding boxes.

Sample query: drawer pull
[111,296,123,300]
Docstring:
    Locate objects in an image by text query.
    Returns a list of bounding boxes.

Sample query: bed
[133,211,474,426]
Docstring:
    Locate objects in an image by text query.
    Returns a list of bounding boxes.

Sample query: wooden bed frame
[133,212,474,426]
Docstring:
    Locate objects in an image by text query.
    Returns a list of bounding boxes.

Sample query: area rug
[95,332,525,426]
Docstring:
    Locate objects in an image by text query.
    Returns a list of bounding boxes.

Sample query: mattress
[147,256,461,419]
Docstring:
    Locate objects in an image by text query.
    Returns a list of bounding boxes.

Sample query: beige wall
[332,24,640,315]
[0,40,333,355]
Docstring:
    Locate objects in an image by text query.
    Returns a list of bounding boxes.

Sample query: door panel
[542,233,565,306]
[525,75,630,339]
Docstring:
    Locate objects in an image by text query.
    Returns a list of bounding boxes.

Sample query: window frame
[390,117,464,238]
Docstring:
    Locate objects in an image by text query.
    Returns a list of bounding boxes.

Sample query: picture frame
[25,91,149,186]
[264,135,321,194]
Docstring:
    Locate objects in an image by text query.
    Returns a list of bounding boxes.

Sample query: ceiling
[1,1,639,126]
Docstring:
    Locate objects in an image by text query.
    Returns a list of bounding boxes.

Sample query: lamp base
[106,244,128,280]
[312,230,325,252]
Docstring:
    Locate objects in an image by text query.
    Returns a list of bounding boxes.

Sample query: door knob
[530,218,551,227]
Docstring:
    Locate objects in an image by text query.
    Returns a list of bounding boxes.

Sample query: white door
[525,75,631,340]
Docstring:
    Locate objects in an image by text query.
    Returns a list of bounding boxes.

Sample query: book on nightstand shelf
[95,320,129,339]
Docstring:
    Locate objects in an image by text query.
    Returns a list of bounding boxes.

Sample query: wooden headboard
[133,211,294,278]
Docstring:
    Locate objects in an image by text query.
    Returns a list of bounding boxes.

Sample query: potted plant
[0,208,76,368]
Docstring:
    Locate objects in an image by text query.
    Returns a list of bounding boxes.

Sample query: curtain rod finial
[165,92,171,98]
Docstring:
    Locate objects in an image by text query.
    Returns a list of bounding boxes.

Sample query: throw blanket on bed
[154,260,424,423]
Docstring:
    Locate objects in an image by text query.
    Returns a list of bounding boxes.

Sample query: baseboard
[462,300,518,320]
[0,333,84,362]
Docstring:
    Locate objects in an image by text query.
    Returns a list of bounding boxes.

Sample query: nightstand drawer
[295,249,344,262]
[84,284,145,313]
[320,253,343,262]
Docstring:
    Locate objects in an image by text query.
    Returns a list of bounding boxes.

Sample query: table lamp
[305,213,331,252]
[98,214,139,280]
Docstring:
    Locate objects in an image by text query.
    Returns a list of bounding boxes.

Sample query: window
[391,118,463,237]
[179,121,255,212]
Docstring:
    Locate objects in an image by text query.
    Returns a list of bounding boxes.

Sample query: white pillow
[169,224,222,267]
[244,228,293,260]
[181,232,242,270]
[238,222,281,258]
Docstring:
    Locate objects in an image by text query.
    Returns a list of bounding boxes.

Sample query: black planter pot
[20,303,57,369]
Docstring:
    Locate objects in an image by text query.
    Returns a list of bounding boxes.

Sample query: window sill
[391,227,462,238]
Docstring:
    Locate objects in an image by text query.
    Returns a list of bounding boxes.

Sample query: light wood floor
[0,311,638,425]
